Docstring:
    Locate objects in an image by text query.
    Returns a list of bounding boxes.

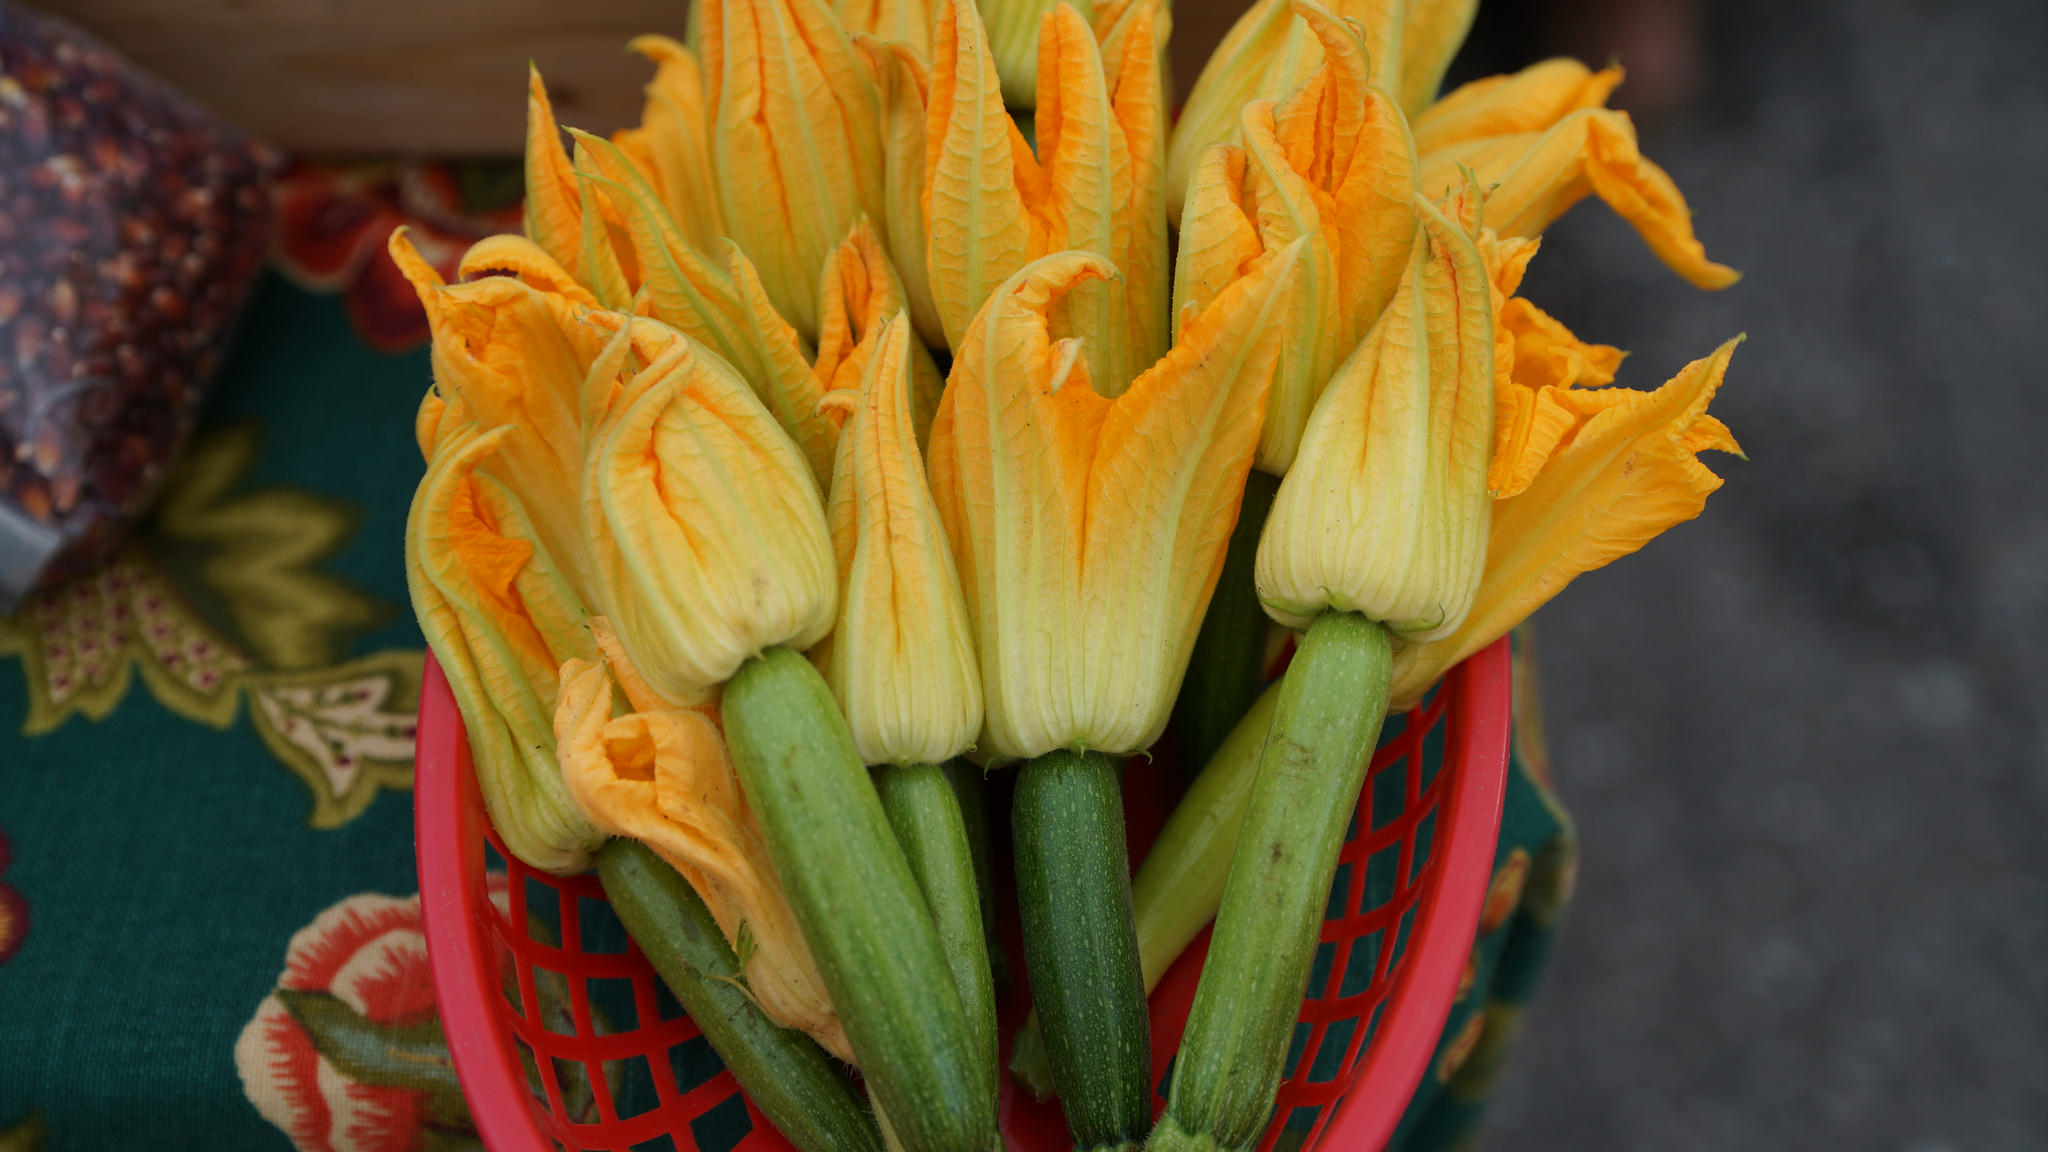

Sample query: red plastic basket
[415,637,1511,1152]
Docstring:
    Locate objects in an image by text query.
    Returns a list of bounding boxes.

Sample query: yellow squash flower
[814,218,947,446]
[609,35,727,255]
[1174,0,1417,474]
[582,317,838,707]
[979,0,1093,109]
[554,656,854,1061]
[1256,192,1496,641]
[925,0,1166,382]
[818,315,985,765]
[698,0,888,337]
[409,425,601,874]
[861,38,950,348]
[1166,0,1479,219]
[396,231,607,601]
[1391,338,1744,705]
[928,244,1301,759]
[1413,59,1740,290]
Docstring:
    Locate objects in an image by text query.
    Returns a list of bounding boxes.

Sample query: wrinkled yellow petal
[1412,58,1623,155]
[1098,0,1170,372]
[1391,339,1742,706]
[568,134,840,479]
[861,38,950,348]
[585,334,837,705]
[1173,6,1418,475]
[815,219,946,444]
[929,244,1299,757]
[703,0,887,337]
[1488,297,1626,498]
[554,660,852,1061]
[820,315,983,765]
[393,230,602,600]
[1164,0,1313,222]
[1386,0,1481,116]
[1268,3,1418,346]
[982,0,1093,107]
[409,429,601,874]
[1035,1,1132,390]
[926,0,1039,347]
[1418,104,1740,290]
[574,163,635,312]
[626,35,728,253]
[1257,194,1496,641]
[1165,0,1479,220]
[524,67,586,280]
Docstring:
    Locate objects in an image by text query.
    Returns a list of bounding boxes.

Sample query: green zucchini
[1151,611,1392,1152]
[1013,749,1152,1152]
[721,647,997,1152]
[596,839,883,1152]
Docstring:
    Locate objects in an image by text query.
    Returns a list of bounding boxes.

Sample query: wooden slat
[33,0,688,154]
[32,0,1250,156]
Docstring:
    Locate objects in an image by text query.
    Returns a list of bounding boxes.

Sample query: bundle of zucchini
[405,0,1741,1148]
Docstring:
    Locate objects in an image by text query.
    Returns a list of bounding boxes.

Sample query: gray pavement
[1459,0,2048,1147]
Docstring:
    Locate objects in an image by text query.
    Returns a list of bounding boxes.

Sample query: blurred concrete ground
[1431,0,2048,1147]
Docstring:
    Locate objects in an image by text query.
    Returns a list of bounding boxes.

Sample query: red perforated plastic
[415,636,1511,1152]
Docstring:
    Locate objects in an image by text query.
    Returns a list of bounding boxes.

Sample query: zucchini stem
[1013,749,1152,1152]
[1152,612,1392,1152]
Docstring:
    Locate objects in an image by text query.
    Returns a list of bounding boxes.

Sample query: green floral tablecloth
[0,167,1574,1152]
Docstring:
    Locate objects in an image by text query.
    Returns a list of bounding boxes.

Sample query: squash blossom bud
[584,322,837,706]
[1256,193,1496,642]
[928,244,1302,759]
[819,315,984,766]
[554,657,853,1061]
[410,427,604,875]
[1173,2,1418,475]
[925,0,1164,382]
[699,0,887,337]
[1166,0,1479,221]
[978,0,1093,109]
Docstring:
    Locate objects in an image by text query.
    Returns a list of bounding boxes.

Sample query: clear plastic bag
[0,2,274,609]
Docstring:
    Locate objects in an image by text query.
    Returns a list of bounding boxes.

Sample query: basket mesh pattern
[421,638,1507,1152]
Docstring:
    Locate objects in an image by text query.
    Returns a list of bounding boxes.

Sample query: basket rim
[414,637,1513,1152]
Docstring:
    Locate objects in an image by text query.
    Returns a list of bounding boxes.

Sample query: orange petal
[1412,58,1624,154]
[1391,339,1743,706]
[1419,106,1740,290]
[553,659,852,1060]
